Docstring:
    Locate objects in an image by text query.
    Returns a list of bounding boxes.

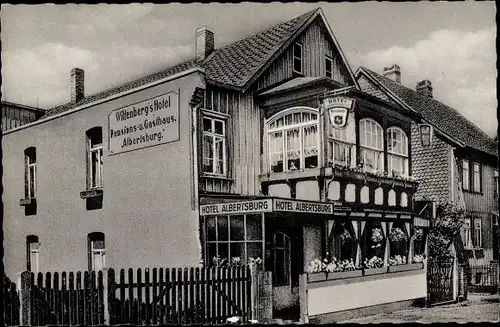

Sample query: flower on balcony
[212,255,227,267]
[363,256,384,269]
[248,257,263,265]
[389,227,407,242]
[307,257,362,273]
[411,227,424,241]
[389,255,407,266]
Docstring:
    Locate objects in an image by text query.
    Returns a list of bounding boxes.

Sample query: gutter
[3,67,205,135]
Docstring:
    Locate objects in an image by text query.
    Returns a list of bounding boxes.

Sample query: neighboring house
[3,8,432,321]
[1,101,46,132]
[356,65,499,265]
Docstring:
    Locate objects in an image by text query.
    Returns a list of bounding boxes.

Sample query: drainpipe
[450,147,455,203]
[192,101,202,266]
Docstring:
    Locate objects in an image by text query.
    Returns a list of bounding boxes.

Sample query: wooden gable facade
[198,14,356,198]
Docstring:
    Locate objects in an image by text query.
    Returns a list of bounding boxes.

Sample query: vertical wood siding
[256,18,352,91]
[463,163,498,213]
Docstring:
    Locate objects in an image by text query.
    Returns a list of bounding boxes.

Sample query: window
[268,108,319,173]
[86,127,103,189]
[202,116,226,175]
[293,43,303,74]
[325,56,333,78]
[273,232,291,286]
[494,170,499,196]
[328,220,356,262]
[26,235,40,275]
[463,218,472,248]
[359,119,384,173]
[88,232,105,271]
[386,127,409,177]
[327,117,356,167]
[473,218,482,248]
[472,162,481,192]
[389,222,408,263]
[24,147,37,199]
[205,214,263,266]
[462,160,470,191]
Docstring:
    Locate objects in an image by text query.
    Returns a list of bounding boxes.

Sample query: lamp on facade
[419,124,433,148]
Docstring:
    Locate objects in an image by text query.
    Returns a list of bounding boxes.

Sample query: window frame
[472,162,481,193]
[494,169,499,196]
[462,159,470,191]
[359,118,384,174]
[26,235,40,274]
[88,232,106,271]
[327,120,356,168]
[204,214,264,266]
[267,107,320,173]
[24,147,37,199]
[473,218,482,248]
[463,218,472,248]
[325,55,333,79]
[86,127,103,190]
[202,115,227,176]
[387,127,409,177]
[293,43,303,74]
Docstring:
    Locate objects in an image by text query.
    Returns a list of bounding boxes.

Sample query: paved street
[338,294,499,323]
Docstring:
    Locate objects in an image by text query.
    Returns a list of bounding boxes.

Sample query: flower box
[308,272,327,282]
[363,267,387,276]
[327,270,363,280]
[387,263,423,273]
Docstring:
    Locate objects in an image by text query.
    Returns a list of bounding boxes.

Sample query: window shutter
[479,163,483,193]
[85,135,90,190]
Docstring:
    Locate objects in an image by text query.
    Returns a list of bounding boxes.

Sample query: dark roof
[42,58,198,118]
[202,8,318,89]
[41,8,320,119]
[2,100,46,112]
[359,67,498,157]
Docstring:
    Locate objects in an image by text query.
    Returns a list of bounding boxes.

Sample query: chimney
[383,64,401,84]
[70,68,85,103]
[416,80,433,98]
[196,26,214,62]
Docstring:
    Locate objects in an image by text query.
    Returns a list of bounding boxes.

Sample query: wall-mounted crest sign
[323,96,355,129]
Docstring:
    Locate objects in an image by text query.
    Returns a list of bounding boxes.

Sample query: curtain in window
[269,132,284,172]
[203,135,214,173]
[360,119,384,173]
[214,137,224,175]
[286,128,300,170]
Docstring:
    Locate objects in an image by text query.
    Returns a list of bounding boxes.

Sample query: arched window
[387,127,409,177]
[359,119,384,173]
[267,108,319,173]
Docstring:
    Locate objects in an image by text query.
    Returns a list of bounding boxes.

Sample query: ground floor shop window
[205,214,263,266]
[389,222,409,264]
[361,220,385,261]
[328,220,356,262]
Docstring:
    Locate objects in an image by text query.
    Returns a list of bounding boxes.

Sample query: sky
[1,2,497,137]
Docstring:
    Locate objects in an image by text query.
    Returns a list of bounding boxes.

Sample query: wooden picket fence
[108,266,252,325]
[3,274,20,326]
[21,270,105,326]
[18,265,255,326]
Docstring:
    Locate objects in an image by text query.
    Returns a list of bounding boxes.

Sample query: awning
[199,197,333,216]
[414,216,431,227]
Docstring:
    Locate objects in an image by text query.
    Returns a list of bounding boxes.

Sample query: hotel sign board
[200,198,334,216]
[108,91,180,155]
[323,96,355,129]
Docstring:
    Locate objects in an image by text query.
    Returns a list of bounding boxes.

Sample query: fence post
[18,271,33,326]
[249,264,257,321]
[299,274,309,324]
[102,268,110,325]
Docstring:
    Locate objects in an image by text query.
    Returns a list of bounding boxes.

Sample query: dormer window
[325,56,333,79]
[268,108,319,173]
[293,43,303,74]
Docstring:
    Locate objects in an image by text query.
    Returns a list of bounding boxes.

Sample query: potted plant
[363,256,386,275]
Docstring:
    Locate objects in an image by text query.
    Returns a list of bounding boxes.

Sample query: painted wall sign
[199,198,334,216]
[323,96,355,129]
[200,199,273,216]
[108,90,180,155]
[273,199,333,214]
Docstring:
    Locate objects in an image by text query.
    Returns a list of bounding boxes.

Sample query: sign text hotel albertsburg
[108,91,180,154]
